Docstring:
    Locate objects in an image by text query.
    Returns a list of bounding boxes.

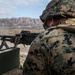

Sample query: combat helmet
[40,0,75,23]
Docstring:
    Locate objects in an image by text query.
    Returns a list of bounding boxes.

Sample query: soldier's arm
[22,37,48,75]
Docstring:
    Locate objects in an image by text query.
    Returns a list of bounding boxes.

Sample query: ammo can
[0,48,20,74]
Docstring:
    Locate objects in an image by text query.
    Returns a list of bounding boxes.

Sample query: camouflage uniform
[23,0,75,75]
[40,0,75,22]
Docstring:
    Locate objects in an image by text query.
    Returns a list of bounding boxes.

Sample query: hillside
[0,17,43,30]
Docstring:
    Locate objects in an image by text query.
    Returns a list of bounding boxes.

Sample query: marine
[23,0,75,75]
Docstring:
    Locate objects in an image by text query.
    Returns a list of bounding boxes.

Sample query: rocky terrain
[0,17,43,29]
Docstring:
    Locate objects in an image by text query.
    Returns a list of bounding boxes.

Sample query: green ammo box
[0,48,20,75]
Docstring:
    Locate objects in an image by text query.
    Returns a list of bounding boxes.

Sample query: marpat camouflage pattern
[23,19,75,75]
[40,0,75,22]
[23,0,75,75]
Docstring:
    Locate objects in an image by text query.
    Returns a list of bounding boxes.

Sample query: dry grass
[0,28,44,35]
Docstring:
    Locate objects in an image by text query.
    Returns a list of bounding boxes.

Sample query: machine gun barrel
[0,35,15,42]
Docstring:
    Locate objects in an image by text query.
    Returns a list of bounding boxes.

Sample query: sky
[0,0,51,19]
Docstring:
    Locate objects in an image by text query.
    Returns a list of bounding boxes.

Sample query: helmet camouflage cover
[40,0,75,22]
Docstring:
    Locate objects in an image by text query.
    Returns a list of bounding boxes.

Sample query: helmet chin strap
[52,18,56,26]
[47,18,56,27]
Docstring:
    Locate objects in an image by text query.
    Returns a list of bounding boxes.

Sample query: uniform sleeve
[22,38,48,75]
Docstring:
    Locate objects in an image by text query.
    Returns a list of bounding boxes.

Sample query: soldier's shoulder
[32,27,67,45]
[37,27,65,39]
[30,28,63,47]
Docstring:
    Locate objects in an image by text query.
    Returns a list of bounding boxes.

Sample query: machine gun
[0,30,39,50]
[0,30,39,74]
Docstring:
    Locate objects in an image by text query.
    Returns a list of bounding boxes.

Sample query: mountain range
[0,17,43,30]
